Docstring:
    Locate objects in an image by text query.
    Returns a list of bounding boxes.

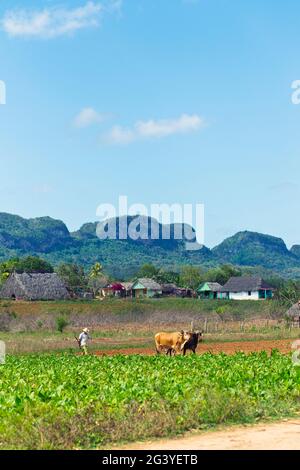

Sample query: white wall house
[219,276,274,301]
[229,290,260,300]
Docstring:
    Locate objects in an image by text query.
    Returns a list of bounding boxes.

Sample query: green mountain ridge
[290,245,300,258]
[0,212,300,279]
[212,231,298,269]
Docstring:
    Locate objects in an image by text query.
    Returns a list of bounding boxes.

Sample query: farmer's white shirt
[79,332,89,346]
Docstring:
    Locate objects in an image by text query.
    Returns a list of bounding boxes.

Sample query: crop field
[1,299,300,449]
[1,351,300,449]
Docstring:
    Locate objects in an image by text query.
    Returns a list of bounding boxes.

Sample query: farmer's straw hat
[83,327,89,333]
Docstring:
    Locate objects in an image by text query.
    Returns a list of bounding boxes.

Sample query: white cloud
[106,125,136,144]
[136,114,203,138]
[73,107,108,128]
[1,1,121,39]
[105,114,205,144]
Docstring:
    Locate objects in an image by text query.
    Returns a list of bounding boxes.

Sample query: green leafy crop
[0,352,300,449]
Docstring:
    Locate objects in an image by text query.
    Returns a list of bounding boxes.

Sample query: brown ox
[155,330,191,356]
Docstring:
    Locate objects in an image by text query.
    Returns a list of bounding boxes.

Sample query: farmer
[78,327,91,355]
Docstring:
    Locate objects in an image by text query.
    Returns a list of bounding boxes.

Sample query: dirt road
[120,419,300,450]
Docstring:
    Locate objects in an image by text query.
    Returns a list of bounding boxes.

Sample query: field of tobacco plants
[1,351,300,449]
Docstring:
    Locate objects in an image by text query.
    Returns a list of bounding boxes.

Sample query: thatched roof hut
[220,277,274,293]
[131,278,162,298]
[197,282,222,299]
[0,272,70,301]
[162,283,178,295]
[132,278,162,291]
[286,302,300,321]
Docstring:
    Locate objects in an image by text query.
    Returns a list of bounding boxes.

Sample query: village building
[131,278,162,298]
[219,276,275,300]
[0,272,70,301]
[161,283,179,296]
[120,282,134,297]
[101,283,125,298]
[197,282,222,299]
[161,283,195,297]
[176,288,195,298]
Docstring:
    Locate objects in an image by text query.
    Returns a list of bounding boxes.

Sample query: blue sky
[0,0,300,248]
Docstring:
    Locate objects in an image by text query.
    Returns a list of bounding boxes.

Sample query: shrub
[56,316,68,333]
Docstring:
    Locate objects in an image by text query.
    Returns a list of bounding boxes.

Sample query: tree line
[0,255,298,303]
[0,257,241,292]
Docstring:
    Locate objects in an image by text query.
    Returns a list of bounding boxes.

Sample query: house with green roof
[131,278,162,298]
[197,282,222,299]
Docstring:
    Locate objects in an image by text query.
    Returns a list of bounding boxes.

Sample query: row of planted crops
[0,351,300,448]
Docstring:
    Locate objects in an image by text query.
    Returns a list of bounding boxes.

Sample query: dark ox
[182,331,203,355]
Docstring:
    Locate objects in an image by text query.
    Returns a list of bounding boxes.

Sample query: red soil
[93,339,295,356]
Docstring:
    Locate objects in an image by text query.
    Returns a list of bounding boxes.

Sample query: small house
[175,288,195,298]
[161,283,179,296]
[219,276,275,300]
[197,282,222,299]
[101,283,125,298]
[120,282,134,297]
[0,272,70,301]
[162,283,195,297]
[131,278,162,298]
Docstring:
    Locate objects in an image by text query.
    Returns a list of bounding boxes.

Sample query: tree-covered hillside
[0,213,214,278]
[1,213,300,278]
[212,231,299,270]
